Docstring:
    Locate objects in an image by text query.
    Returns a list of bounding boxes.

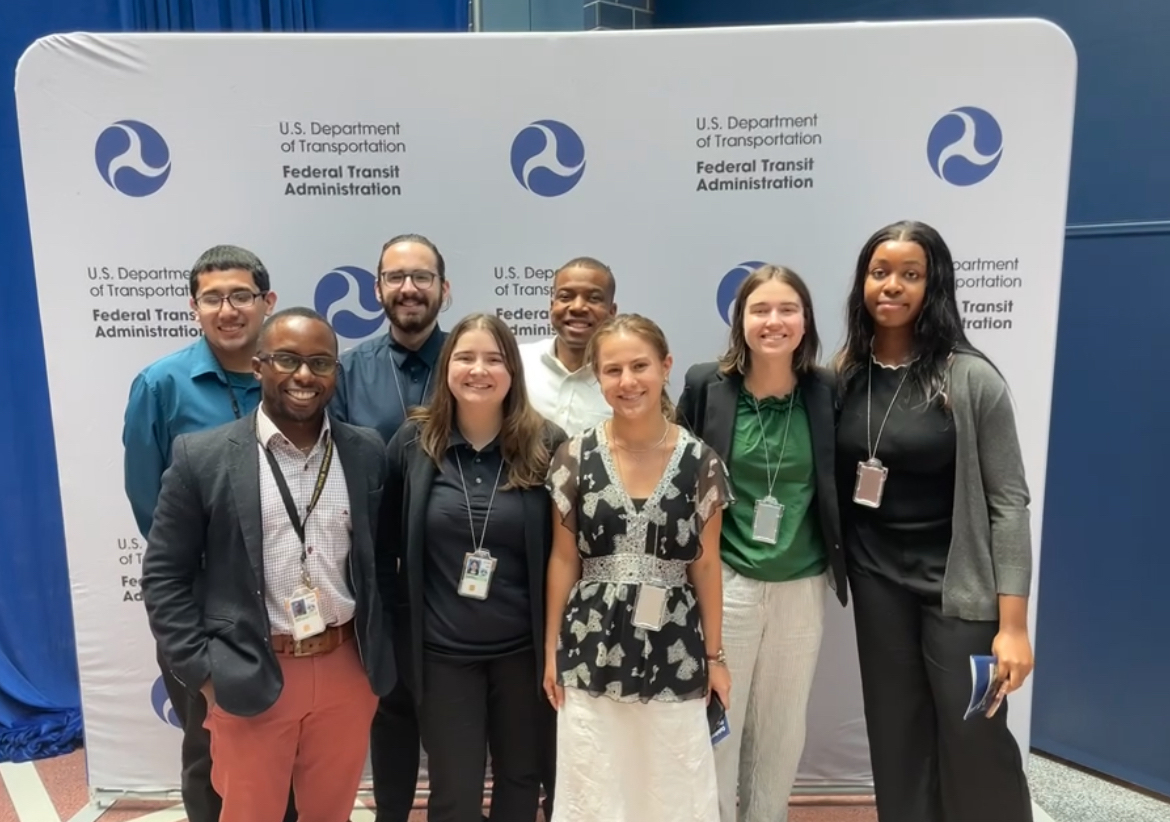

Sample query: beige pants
[715,566,827,822]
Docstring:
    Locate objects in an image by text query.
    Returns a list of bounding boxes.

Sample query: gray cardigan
[940,352,1033,620]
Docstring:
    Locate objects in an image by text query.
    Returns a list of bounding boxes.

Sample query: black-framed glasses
[258,353,339,377]
[194,290,266,311]
[379,270,438,289]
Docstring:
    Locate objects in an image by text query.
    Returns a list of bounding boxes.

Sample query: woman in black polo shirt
[377,313,566,822]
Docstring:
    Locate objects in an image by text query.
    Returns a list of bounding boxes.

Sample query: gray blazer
[141,412,395,716]
[940,352,1033,620]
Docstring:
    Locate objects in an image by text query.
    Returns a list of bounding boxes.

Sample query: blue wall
[656,0,1170,798]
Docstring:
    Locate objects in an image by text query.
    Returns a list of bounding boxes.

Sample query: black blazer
[376,419,568,704]
[676,363,847,606]
[141,413,396,716]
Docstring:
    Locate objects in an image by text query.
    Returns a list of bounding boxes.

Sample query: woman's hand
[707,660,731,709]
[992,627,1034,696]
[543,658,564,711]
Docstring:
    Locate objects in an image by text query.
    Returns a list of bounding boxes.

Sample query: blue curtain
[4,0,463,766]
[0,0,122,764]
[120,0,316,31]
[0,0,318,764]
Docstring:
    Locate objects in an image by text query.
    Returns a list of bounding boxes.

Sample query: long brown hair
[411,313,550,489]
[718,264,820,377]
[586,313,675,421]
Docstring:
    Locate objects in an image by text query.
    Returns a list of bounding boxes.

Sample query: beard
[385,294,440,334]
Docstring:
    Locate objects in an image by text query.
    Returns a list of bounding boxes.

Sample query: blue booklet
[964,654,1007,720]
[708,693,731,745]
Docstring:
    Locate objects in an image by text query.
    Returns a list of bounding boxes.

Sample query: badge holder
[458,551,497,600]
[853,458,889,509]
[751,496,785,544]
[287,586,326,639]
[632,581,669,631]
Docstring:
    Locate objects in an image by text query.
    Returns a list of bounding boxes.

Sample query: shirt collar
[387,325,444,370]
[537,336,594,380]
[449,426,501,453]
[255,403,332,451]
[189,337,229,381]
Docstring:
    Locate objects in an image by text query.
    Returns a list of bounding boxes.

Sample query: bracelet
[706,648,727,666]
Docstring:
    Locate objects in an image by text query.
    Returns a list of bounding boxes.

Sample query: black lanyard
[262,435,334,550]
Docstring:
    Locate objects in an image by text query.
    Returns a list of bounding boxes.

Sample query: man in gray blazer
[143,307,395,822]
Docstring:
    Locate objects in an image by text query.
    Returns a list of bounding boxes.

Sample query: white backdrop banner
[16,20,1075,796]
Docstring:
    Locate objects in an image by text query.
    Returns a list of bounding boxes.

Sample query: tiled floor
[1,747,1167,821]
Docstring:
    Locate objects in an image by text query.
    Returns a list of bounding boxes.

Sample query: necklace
[609,417,670,453]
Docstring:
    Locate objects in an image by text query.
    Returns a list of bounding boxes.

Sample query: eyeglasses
[258,353,340,377]
[379,270,438,289]
[194,290,266,311]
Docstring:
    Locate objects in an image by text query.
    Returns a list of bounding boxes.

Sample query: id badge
[287,586,326,639]
[853,458,889,509]
[752,496,785,544]
[632,583,669,631]
[458,552,496,600]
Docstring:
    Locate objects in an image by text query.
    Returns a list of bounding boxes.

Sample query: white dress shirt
[256,405,355,634]
[519,337,612,437]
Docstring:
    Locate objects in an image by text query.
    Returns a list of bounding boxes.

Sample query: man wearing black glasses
[329,234,450,822]
[142,307,394,822]
[123,245,297,822]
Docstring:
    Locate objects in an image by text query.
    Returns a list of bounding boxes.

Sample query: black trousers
[849,571,1033,822]
[156,646,298,822]
[370,678,422,822]
[418,648,548,822]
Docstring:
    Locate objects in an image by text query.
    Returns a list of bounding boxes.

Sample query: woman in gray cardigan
[834,220,1035,822]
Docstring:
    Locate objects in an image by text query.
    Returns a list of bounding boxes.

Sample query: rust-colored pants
[204,637,378,822]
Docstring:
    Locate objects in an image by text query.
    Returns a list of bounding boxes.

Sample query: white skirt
[552,688,719,822]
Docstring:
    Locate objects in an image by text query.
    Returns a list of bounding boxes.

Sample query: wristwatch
[707,648,727,666]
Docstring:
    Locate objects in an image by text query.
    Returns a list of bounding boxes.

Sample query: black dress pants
[370,679,423,822]
[156,646,297,822]
[849,571,1033,822]
[418,648,547,822]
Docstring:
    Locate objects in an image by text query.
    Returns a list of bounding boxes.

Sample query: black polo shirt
[423,430,530,656]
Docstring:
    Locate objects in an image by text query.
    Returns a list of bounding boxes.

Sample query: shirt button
[307,547,314,554]
[476,477,482,484]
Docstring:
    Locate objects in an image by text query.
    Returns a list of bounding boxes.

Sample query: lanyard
[261,431,334,587]
[454,450,504,556]
[391,362,431,421]
[226,385,242,419]
[751,389,795,500]
[866,359,911,460]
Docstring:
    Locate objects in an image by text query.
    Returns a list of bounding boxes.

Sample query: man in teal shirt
[122,245,280,822]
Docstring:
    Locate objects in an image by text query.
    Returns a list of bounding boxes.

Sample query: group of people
[131,221,1037,822]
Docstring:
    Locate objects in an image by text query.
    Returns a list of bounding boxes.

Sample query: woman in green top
[677,265,846,822]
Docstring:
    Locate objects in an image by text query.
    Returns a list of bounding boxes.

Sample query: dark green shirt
[721,386,827,582]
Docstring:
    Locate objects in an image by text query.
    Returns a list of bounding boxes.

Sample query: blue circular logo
[150,676,181,728]
[926,107,1003,187]
[716,261,766,326]
[95,120,172,197]
[314,266,386,340]
[510,120,586,197]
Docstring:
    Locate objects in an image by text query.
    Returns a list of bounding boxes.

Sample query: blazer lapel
[227,418,265,582]
[332,427,370,550]
[522,488,545,595]
[704,373,741,462]
[801,373,835,480]
[406,447,436,616]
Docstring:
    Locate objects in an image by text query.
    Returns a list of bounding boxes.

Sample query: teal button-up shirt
[122,338,261,537]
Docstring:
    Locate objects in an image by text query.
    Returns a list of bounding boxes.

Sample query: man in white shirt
[519,256,617,437]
